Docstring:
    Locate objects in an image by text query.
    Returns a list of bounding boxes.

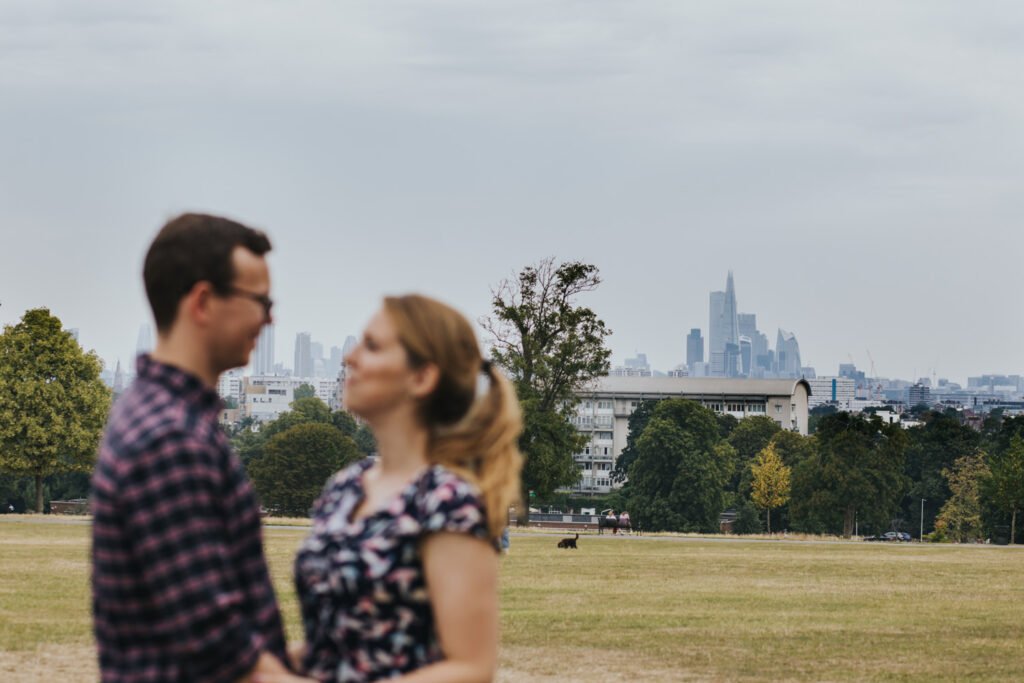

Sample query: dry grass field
[1,517,1023,682]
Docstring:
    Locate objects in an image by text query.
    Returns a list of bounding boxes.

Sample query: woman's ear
[409,363,441,400]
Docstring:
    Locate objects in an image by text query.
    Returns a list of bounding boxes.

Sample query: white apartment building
[242,375,340,423]
[807,376,856,411]
[569,376,811,495]
[216,370,244,406]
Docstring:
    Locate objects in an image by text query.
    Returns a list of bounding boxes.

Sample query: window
[597,400,613,410]
[596,431,613,441]
[775,404,782,415]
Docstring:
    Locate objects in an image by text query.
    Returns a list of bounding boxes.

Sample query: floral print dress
[294,458,493,682]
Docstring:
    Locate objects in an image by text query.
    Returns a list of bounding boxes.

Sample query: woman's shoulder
[419,464,483,501]
[413,465,489,537]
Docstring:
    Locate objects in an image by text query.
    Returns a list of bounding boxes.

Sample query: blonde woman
[256,295,522,683]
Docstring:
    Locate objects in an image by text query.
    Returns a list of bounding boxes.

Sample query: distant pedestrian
[91,214,292,682]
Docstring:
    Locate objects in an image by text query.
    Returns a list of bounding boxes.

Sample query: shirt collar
[135,354,224,411]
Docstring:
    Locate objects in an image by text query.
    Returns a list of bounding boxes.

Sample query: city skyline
[3,3,1023,385]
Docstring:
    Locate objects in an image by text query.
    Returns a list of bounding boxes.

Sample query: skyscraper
[775,329,802,377]
[253,324,276,375]
[686,329,704,368]
[136,324,154,356]
[708,272,739,376]
[294,332,314,378]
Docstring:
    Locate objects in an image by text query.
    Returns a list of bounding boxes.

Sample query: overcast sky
[2,1,1023,384]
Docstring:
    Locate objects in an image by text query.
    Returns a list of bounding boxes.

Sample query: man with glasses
[92,213,290,682]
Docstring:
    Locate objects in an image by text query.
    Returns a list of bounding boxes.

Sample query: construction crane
[866,349,879,400]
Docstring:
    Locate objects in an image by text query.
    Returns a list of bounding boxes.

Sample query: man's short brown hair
[143,213,272,332]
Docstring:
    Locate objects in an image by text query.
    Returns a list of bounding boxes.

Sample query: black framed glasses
[225,287,274,318]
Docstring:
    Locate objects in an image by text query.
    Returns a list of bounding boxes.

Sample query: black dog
[557,533,579,549]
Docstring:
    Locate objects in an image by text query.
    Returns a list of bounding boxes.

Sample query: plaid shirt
[92,356,287,683]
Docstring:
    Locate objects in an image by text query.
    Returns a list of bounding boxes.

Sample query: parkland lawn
[1,517,1022,682]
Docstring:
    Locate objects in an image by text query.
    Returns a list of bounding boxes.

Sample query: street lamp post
[920,499,926,542]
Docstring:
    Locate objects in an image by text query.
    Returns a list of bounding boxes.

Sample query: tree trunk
[766,508,771,535]
[1012,509,1017,545]
[34,474,43,514]
[843,506,855,539]
[517,486,531,527]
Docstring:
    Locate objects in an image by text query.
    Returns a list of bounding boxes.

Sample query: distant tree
[482,258,612,513]
[0,309,111,512]
[790,413,908,537]
[750,443,791,534]
[808,404,838,435]
[611,399,659,483]
[353,423,377,457]
[902,411,980,538]
[988,435,1024,544]
[769,430,816,468]
[248,423,359,516]
[331,410,358,438]
[739,430,813,530]
[728,416,781,492]
[715,413,739,439]
[260,397,333,440]
[731,499,762,534]
[626,400,733,533]
[294,384,317,400]
[934,450,989,543]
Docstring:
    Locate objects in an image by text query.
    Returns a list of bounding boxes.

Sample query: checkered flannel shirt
[91,356,287,682]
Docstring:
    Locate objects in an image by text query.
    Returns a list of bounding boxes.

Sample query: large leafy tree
[988,435,1024,544]
[248,423,359,516]
[750,443,791,534]
[0,308,111,512]
[728,415,781,495]
[625,400,733,533]
[294,384,317,400]
[902,411,980,537]
[611,399,659,484]
[934,450,989,543]
[232,396,364,467]
[790,413,908,537]
[482,258,612,508]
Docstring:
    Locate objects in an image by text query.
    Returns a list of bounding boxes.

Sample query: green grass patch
[2,520,1023,681]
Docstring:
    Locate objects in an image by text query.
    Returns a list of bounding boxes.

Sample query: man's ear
[409,363,441,400]
[180,281,216,329]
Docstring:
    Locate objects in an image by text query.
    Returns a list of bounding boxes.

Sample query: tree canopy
[750,442,791,533]
[934,450,989,543]
[0,308,111,512]
[248,423,359,516]
[625,400,733,533]
[790,413,908,537]
[482,258,612,504]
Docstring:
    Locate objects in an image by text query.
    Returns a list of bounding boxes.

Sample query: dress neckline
[347,461,432,525]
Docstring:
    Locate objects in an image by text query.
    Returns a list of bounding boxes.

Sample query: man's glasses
[225,287,274,318]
